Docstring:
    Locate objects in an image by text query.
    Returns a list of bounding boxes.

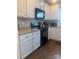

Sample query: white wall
[56,5,61,27]
[48,4,61,21]
[49,4,59,19]
[56,7,61,20]
[49,4,61,26]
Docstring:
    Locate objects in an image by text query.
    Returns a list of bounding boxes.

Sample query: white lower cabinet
[20,30,40,59]
[32,30,40,51]
[20,33,33,59]
[48,27,61,41]
[33,37,40,51]
[20,39,32,58]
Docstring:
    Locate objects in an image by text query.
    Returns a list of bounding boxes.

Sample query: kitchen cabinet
[17,0,45,18]
[17,0,27,17]
[49,4,59,19]
[35,0,41,9]
[33,38,40,51]
[20,33,32,58]
[32,30,40,51]
[48,27,61,41]
[44,3,50,19]
[17,0,36,18]
[27,0,36,18]
[26,0,45,18]
[20,30,40,59]
[17,35,21,59]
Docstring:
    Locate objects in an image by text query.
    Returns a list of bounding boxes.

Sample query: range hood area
[44,0,60,5]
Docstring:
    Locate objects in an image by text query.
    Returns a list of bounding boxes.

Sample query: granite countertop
[18,27,40,35]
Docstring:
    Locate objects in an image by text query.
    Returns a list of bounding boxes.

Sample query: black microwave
[35,8,45,20]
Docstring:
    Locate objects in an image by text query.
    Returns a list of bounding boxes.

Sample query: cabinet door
[17,0,27,17]
[48,27,57,39]
[33,37,40,51]
[48,27,61,41]
[32,30,40,51]
[56,28,61,41]
[35,0,45,10]
[27,0,35,18]
[32,30,40,38]
[20,33,32,41]
[35,0,41,9]
[44,3,50,19]
[20,39,32,58]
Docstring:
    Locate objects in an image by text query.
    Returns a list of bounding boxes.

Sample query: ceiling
[44,0,61,5]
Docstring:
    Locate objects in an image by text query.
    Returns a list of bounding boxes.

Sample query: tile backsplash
[17,16,61,29]
[17,17,33,29]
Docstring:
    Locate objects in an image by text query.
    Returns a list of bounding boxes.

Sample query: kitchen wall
[49,4,61,27]
[49,4,61,19]
[56,8,61,27]
[47,4,61,41]
[49,4,59,19]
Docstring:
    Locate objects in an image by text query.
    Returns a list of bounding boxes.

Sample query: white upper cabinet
[27,0,36,18]
[35,0,45,9]
[17,0,36,18]
[44,3,50,19]
[49,4,60,20]
[17,0,27,17]
[35,0,41,9]
[26,0,53,19]
[27,0,45,18]
[17,0,45,18]
[32,30,40,51]
[17,0,59,19]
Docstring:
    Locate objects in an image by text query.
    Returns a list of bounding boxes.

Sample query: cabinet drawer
[33,34,40,38]
[32,30,40,38]
[33,30,40,35]
[20,33,32,40]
